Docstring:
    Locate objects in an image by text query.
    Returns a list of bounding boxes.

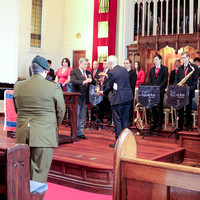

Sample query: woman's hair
[61,58,70,67]
[135,61,141,71]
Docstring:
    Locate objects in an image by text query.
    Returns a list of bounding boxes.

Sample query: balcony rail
[133,0,200,40]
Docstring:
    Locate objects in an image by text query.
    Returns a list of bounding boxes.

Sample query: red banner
[92,0,117,71]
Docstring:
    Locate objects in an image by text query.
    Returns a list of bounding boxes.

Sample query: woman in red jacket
[134,61,145,88]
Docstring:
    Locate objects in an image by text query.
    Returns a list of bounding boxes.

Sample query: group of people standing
[149,52,198,132]
[13,51,199,185]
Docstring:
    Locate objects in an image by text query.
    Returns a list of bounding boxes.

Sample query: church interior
[1,0,200,200]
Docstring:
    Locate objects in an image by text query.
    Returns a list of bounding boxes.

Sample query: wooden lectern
[58,92,81,144]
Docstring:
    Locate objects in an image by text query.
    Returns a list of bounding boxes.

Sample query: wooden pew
[0,144,45,200]
[113,129,200,200]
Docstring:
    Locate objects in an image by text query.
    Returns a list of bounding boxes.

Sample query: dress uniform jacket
[13,74,65,147]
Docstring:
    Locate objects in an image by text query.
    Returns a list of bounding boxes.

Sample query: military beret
[32,56,50,71]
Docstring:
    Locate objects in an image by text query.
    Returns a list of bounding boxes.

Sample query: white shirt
[79,67,87,78]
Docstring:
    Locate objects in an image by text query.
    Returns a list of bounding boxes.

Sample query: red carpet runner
[45,182,112,200]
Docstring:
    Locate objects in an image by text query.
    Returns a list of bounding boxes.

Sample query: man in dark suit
[71,57,94,140]
[92,61,102,81]
[193,57,200,77]
[46,59,55,81]
[99,56,133,147]
[175,52,198,131]
[148,53,168,131]
[97,60,112,125]
[13,56,65,183]
[91,60,103,122]
[169,59,180,85]
[124,58,137,127]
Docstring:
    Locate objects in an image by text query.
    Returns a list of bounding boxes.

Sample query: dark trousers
[177,94,193,128]
[77,100,87,136]
[129,100,134,125]
[112,101,131,140]
[26,127,54,183]
[97,96,112,122]
[152,93,164,127]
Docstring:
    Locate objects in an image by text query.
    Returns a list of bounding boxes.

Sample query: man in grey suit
[71,57,94,140]
[99,56,133,147]
[13,56,65,183]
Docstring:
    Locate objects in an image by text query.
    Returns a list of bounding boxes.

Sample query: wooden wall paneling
[73,50,86,69]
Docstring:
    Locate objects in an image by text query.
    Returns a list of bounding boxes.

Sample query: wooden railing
[113,128,200,200]
[134,0,200,39]
[0,144,45,200]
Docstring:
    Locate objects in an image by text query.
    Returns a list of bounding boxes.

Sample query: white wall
[0,0,20,83]
[18,0,65,78]
[63,0,94,67]
[17,0,94,77]
[0,0,127,79]
[115,0,134,66]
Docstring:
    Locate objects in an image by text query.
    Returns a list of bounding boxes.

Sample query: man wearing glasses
[175,51,198,131]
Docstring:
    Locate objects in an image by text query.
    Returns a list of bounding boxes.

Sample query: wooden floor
[0,116,185,194]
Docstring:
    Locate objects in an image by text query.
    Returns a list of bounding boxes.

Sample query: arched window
[30,0,42,47]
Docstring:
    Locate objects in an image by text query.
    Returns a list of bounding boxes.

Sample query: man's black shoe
[107,120,112,126]
[175,127,183,132]
[128,122,133,127]
[150,124,157,130]
[156,126,162,131]
[183,126,190,131]
[109,143,115,148]
[78,135,88,140]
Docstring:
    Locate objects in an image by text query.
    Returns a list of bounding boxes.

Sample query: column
[142,1,147,36]
[183,0,186,34]
[153,0,158,35]
[172,0,174,34]
[147,0,151,36]
[115,0,135,65]
[189,0,194,33]
[198,0,200,31]
[177,0,180,34]
[137,1,140,35]
[165,0,169,35]
[133,1,135,40]
[160,0,163,35]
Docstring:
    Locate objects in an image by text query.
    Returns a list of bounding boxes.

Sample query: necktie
[93,70,96,78]
[184,65,187,77]
[100,70,106,85]
[156,67,159,77]
[83,72,86,80]
[83,72,88,87]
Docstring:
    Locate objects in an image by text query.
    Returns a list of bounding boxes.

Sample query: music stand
[166,85,189,140]
[89,85,108,130]
[138,85,164,138]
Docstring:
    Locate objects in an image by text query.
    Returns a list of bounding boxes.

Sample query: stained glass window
[30,0,42,48]
[99,0,109,13]
[98,46,108,63]
[98,21,109,38]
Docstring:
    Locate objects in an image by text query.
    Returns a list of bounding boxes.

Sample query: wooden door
[73,50,86,69]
